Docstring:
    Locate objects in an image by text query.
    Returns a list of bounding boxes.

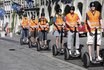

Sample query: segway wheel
[52,44,58,56]
[102,53,104,66]
[37,43,41,51]
[64,47,70,60]
[78,44,84,59]
[20,38,23,45]
[100,51,104,66]
[83,52,90,68]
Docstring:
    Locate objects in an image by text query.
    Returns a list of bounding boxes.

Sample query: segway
[83,27,104,68]
[20,28,29,45]
[52,26,64,56]
[64,27,82,60]
[28,27,38,48]
[37,27,50,51]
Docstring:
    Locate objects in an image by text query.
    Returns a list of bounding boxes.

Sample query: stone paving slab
[0,35,87,70]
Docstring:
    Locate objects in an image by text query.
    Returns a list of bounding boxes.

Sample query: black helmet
[23,13,27,17]
[90,2,95,7]
[70,6,75,11]
[55,3,61,14]
[41,13,45,16]
[58,9,62,13]
[31,15,35,19]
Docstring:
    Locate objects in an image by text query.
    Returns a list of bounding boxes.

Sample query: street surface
[0,34,104,70]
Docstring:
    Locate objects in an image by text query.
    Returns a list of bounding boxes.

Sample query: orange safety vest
[21,17,29,28]
[86,10,101,32]
[66,13,79,31]
[54,16,64,30]
[39,18,49,31]
[29,19,38,31]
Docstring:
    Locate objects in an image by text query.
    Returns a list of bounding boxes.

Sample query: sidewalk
[0,35,87,70]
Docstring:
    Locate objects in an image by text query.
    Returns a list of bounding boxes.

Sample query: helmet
[23,13,27,17]
[31,15,35,19]
[59,9,62,13]
[41,13,45,16]
[70,6,75,11]
[90,2,95,7]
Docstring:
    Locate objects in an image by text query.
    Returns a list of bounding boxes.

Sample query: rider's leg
[67,31,73,49]
[21,29,25,39]
[87,32,94,61]
[96,34,102,61]
[75,33,80,55]
[39,31,42,45]
[44,31,48,45]
[88,44,93,61]
[56,36,59,48]
[67,31,73,54]
[54,30,60,48]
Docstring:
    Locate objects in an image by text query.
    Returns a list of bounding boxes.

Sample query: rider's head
[23,13,27,17]
[31,15,35,20]
[41,13,45,18]
[90,2,96,11]
[58,9,62,15]
[70,6,75,14]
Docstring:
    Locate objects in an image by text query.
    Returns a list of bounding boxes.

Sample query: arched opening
[77,2,83,15]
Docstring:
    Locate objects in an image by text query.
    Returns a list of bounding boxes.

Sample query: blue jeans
[21,28,29,39]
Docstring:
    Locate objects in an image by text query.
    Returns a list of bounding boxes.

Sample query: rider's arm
[77,15,81,27]
[21,19,24,28]
[65,16,71,27]
[86,14,92,28]
[38,18,42,28]
[99,14,104,29]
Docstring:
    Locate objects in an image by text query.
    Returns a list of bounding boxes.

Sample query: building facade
[74,0,103,22]
[2,0,104,33]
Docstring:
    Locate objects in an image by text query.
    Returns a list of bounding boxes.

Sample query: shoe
[96,56,102,61]
[61,48,64,53]
[26,38,29,43]
[68,49,72,55]
[75,50,80,55]
[89,56,92,61]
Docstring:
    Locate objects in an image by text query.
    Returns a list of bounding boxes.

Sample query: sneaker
[26,38,29,43]
[68,49,72,55]
[75,50,80,55]
[89,56,92,61]
[96,56,102,61]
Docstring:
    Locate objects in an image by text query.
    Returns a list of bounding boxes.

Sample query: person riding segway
[52,9,65,56]
[28,15,39,48]
[64,6,82,60]
[83,2,104,67]
[20,13,29,45]
[37,13,50,51]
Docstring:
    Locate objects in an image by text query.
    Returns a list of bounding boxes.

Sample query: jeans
[38,30,48,41]
[21,28,29,39]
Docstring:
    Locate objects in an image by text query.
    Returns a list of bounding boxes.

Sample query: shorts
[53,30,60,37]
[38,30,48,41]
[87,32,101,45]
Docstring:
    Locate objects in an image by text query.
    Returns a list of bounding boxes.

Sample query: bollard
[0,31,5,37]
[9,32,13,37]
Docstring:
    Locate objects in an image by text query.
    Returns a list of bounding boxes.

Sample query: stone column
[101,0,104,21]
